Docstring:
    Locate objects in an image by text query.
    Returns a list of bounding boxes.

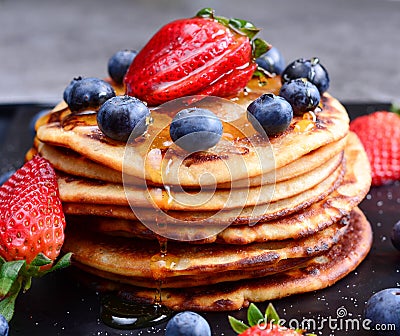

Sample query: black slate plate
[1,103,399,336]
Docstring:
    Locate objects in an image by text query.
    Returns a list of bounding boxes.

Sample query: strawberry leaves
[229,303,316,335]
[229,303,280,333]
[196,8,271,59]
[0,252,72,321]
[228,315,250,334]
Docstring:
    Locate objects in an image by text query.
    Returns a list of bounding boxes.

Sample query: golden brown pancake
[68,207,372,311]
[33,136,347,187]
[35,79,349,187]
[55,151,342,211]
[63,217,348,288]
[61,158,343,225]
[61,132,370,245]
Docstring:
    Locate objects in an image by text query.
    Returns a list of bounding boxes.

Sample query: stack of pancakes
[28,78,372,311]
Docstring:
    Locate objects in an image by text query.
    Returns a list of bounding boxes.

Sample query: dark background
[0,0,399,104]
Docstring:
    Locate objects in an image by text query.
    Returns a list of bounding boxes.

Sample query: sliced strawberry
[125,8,270,105]
[0,156,71,321]
[350,111,400,186]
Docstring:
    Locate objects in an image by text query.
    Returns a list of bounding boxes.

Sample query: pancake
[61,156,343,225]
[62,132,370,244]
[36,141,124,184]
[56,151,342,211]
[72,207,372,311]
[63,217,348,288]
[35,80,349,186]
[33,135,347,187]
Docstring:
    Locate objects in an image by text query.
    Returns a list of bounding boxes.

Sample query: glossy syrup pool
[100,294,173,330]
[100,237,176,330]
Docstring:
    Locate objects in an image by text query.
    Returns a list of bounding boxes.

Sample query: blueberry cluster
[248,56,330,137]
[280,57,329,115]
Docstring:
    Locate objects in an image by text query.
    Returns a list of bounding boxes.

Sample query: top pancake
[36,78,349,187]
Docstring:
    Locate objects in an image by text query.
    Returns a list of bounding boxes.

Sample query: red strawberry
[0,156,65,263]
[239,324,301,336]
[124,8,269,105]
[0,156,71,321]
[350,111,400,186]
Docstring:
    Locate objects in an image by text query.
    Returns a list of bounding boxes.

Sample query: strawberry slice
[125,8,269,105]
[0,156,71,321]
[350,110,400,186]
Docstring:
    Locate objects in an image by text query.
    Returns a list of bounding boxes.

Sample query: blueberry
[281,58,330,93]
[364,288,400,335]
[247,93,293,137]
[0,170,15,186]
[391,220,400,251]
[256,46,285,75]
[279,78,320,115]
[165,311,211,336]
[68,77,115,113]
[169,108,223,152]
[0,314,9,336]
[108,50,137,85]
[97,95,150,142]
[29,108,51,136]
[63,76,82,105]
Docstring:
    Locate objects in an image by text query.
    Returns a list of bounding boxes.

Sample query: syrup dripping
[100,219,174,330]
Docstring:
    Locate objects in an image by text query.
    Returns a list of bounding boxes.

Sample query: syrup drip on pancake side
[100,222,174,330]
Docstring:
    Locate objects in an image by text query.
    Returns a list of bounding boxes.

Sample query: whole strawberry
[125,8,270,105]
[350,110,400,186]
[0,156,71,322]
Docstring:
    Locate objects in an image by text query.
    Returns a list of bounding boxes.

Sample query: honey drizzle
[100,216,173,330]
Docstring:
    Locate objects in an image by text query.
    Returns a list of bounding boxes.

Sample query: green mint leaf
[0,256,5,267]
[0,260,25,297]
[252,38,271,59]
[247,303,264,326]
[228,315,250,334]
[265,303,280,324]
[196,8,215,18]
[30,253,52,267]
